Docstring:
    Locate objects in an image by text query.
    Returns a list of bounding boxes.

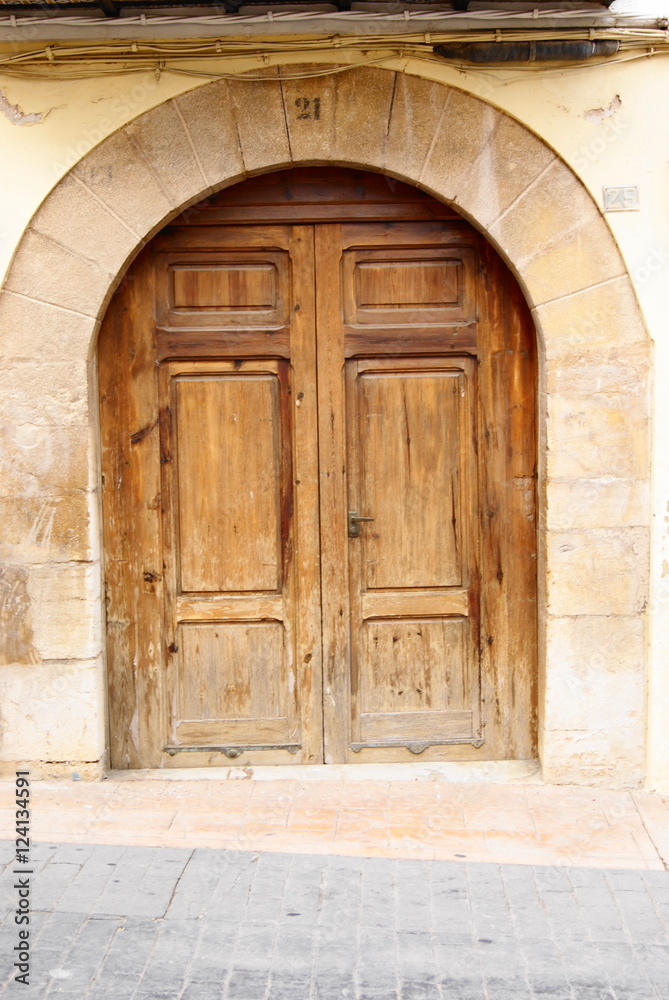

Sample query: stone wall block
[226,72,292,174]
[30,173,138,277]
[280,68,340,167]
[4,230,112,317]
[535,275,648,358]
[0,423,91,498]
[0,293,97,364]
[545,348,649,397]
[0,659,105,761]
[0,495,91,563]
[540,728,645,788]
[28,563,101,661]
[421,88,499,202]
[0,361,90,428]
[520,221,627,306]
[544,615,645,734]
[73,130,172,238]
[385,74,451,183]
[546,527,649,616]
[545,478,649,530]
[546,392,648,480]
[175,81,246,189]
[330,67,396,170]
[456,113,556,229]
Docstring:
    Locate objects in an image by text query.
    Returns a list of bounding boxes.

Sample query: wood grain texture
[100,168,537,769]
[99,248,164,768]
[345,356,480,757]
[173,372,282,593]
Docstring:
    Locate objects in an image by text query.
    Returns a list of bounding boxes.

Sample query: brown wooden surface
[99,249,164,769]
[171,168,460,226]
[99,168,537,769]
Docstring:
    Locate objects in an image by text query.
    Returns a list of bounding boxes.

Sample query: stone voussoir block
[421,86,500,203]
[456,112,557,230]
[535,274,649,357]
[281,67,340,168]
[520,219,627,306]
[385,73,452,184]
[30,172,138,277]
[175,80,246,190]
[126,98,211,209]
[226,71,292,175]
[3,229,113,317]
[0,292,97,363]
[329,66,396,170]
[488,157,602,268]
[73,129,173,239]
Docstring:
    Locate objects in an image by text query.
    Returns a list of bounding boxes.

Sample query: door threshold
[108,760,542,784]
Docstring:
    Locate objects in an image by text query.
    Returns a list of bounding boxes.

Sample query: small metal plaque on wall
[603,186,640,212]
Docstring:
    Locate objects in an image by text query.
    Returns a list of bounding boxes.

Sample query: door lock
[348,510,374,538]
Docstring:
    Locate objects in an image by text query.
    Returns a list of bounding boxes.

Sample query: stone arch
[0,66,650,785]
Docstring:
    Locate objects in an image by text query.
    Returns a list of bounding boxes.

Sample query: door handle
[348,510,374,538]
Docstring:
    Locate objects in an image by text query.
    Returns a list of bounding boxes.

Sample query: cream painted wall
[0,48,667,787]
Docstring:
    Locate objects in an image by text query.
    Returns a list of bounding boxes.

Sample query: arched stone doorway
[0,67,650,784]
[99,167,538,768]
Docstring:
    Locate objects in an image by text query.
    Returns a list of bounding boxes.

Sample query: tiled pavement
[1,773,668,998]
[1,841,669,999]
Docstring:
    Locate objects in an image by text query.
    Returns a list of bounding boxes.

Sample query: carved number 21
[295,97,321,121]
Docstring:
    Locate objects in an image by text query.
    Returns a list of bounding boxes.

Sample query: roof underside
[0,0,616,15]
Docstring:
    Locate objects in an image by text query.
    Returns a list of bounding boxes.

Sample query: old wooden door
[100,169,537,769]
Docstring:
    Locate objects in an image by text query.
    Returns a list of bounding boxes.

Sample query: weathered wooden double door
[100,170,537,769]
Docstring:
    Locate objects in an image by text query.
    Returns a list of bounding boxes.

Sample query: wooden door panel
[101,224,323,768]
[343,249,473,327]
[358,618,470,713]
[161,359,300,756]
[175,621,292,746]
[340,241,477,356]
[355,367,466,590]
[172,372,283,594]
[157,250,290,330]
[346,356,481,756]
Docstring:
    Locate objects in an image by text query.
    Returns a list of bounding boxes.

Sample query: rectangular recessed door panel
[173,373,282,594]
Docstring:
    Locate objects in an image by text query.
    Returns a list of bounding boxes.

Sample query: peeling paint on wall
[0,91,47,126]
[583,94,622,123]
[0,564,40,665]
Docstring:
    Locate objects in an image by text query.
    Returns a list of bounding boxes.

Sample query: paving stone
[180,983,225,1000]
[3,841,669,999]
[226,969,270,998]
